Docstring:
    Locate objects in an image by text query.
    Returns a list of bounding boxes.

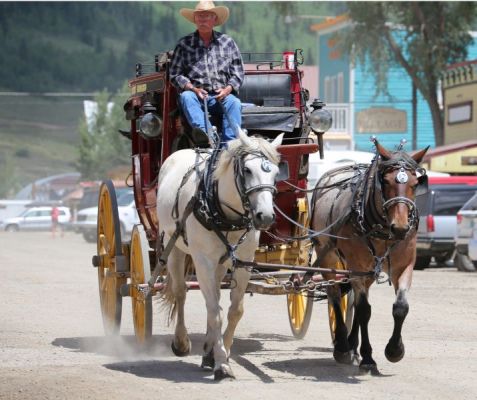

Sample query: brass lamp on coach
[138,102,163,139]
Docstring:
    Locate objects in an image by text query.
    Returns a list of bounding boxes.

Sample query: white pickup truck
[415,176,477,269]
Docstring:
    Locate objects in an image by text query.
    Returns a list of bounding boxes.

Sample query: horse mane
[213,136,280,181]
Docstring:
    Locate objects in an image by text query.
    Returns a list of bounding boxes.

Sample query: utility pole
[412,82,417,150]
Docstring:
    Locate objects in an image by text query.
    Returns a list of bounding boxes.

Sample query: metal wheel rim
[287,198,314,339]
[287,289,314,339]
[97,181,124,336]
[130,225,152,344]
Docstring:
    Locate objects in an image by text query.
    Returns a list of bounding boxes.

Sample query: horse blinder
[415,174,428,197]
[276,161,289,182]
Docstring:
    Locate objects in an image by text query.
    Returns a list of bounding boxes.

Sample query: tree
[76,83,130,180]
[0,153,19,198]
[341,2,477,146]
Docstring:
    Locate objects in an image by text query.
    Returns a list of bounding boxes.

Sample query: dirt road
[1,231,476,399]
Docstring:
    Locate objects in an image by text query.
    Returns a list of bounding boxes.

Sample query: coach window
[448,101,472,125]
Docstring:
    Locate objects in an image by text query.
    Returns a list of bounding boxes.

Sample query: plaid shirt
[169,30,244,93]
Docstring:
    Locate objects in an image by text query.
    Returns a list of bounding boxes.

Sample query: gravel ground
[1,231,476,400]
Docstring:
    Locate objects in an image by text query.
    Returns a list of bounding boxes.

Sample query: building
[311,15,477,154]
[442,60,477,145]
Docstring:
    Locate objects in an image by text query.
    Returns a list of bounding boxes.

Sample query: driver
[169,1,244,146]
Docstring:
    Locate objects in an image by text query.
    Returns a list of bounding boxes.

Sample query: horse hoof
[351,352,361,366]
[171,339,191,357]
[385,341,405,363]
[201,350,215,369]
[359,363,380,376]
[333,349,353,364]
[214,369,235,381]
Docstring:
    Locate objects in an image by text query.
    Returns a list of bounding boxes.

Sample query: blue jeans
[179,90,242,143]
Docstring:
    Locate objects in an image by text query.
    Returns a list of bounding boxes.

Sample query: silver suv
[415,177,477,269]
[73,190,139,243]
[455,192,477,272]
[1,206,71,232]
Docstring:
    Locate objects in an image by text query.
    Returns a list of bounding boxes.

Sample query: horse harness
[311,151,428,282]
[154,145,278,281]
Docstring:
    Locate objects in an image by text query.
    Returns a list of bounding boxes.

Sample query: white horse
[157,130,283,380]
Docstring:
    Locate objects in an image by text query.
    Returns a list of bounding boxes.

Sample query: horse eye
[243,167,252,175]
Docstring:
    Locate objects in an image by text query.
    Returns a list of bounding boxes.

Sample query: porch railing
[326,103,350,134]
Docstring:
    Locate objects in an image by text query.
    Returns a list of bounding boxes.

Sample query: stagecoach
[92,49,355,348]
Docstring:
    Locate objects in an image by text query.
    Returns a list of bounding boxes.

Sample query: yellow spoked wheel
[287,197,314,339]
[287,274,314,339]
[328,261,354,342]
[96,180,126,336]
[130,224,152,344]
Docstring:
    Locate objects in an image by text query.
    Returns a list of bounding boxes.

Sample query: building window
[324,76,331,103]
[330,75,337,102]
[448,101,472,125]
[324,73,344,103]
[337,72,344,103]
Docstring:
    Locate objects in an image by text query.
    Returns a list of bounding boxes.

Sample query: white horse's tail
[158,255,195,325]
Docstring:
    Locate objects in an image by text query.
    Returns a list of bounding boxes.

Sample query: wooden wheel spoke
[130,225,152,344]
[96,181,124,336]
[287,288,313,338]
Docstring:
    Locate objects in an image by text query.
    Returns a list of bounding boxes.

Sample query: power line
[0,92,97,97]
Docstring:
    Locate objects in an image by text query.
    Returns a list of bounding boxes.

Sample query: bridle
[355,154,422,240]
[380,167,419,230]
[233,151,278,215]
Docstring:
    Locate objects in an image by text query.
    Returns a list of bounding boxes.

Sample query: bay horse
[156,130,283,380]
[310,138,428,373]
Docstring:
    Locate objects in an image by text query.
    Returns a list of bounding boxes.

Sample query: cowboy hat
[180,1,229,26]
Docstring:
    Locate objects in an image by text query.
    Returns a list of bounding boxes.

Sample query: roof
[422,140,477,160]
[446,59,477,70]
[310,14,350,33]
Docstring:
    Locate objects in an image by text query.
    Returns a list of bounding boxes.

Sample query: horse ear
[376,141,393,161]
[270,133,285,148]
[237,127,254,148]
[411,146,430,164]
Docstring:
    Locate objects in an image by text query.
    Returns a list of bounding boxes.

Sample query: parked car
[1,206,71,232]
[415,176,477,269]
[73,190,139,243]
[76,184,131,213]
[454,191,477,272]
[468,226,477,265]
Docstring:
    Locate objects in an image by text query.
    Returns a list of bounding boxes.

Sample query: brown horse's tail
[158,255,194,325]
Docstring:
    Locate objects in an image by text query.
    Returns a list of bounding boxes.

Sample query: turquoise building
[311,15,477,152]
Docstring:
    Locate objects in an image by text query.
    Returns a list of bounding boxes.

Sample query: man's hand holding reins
[186,83,208,100]
[215,85,232,101]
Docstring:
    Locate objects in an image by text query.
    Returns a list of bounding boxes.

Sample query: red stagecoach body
[123,49,329,267]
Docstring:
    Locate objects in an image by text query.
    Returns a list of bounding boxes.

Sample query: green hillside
[0,95,84,189]
[0,1,344,196]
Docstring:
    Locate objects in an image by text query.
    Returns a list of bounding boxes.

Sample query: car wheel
[414,256,431,270]
[454,252,476,272]
[83,232,97,243]
[5,224,19,232]
[435,254,452,265]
